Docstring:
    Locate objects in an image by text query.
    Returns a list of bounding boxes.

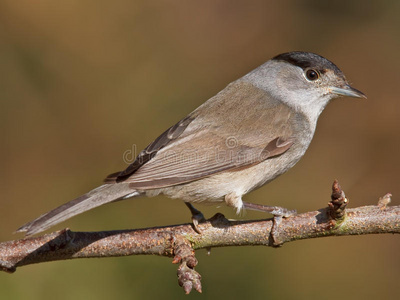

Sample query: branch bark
[1,181,398,294]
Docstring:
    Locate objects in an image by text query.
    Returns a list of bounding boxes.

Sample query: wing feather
[105,81,297,189]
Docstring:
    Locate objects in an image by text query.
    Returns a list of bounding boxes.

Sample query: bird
[17,51,366,236]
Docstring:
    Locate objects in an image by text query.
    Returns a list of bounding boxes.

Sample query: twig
[0,181,398,294]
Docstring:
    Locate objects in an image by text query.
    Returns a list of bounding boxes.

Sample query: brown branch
[0,181,399,294]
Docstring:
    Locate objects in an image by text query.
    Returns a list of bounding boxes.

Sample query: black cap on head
[272,51,343,76]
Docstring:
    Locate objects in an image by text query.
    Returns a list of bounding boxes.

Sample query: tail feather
[17,184,140,236]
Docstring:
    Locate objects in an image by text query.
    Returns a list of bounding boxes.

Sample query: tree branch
[1,181,398,294]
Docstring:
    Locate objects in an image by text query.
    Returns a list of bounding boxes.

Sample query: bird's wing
[105,81,297,189]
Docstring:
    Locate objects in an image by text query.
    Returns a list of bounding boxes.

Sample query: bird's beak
[329,85,367,99]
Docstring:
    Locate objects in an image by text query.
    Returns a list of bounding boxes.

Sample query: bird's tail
[16,183,140,236]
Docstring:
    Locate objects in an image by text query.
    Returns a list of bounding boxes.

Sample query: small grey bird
[17,51,366,236]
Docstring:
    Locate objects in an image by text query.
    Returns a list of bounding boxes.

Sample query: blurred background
[1,0,399,299]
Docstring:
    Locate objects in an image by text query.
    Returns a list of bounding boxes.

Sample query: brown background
[1,1,399,299]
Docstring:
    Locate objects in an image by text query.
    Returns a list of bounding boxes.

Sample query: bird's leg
[184,202,206,234]
[242,201,296,217]
[243,202,296,247]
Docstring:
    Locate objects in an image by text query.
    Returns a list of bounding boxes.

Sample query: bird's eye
[305,69,319,81]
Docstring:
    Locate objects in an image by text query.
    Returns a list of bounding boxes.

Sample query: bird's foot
[184,203,206,234]
[242,201,296,246]
[242,201,296,217]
